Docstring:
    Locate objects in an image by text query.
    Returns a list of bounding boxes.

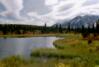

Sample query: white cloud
[81,4,99,15]
[27,11,56,26]
[25,0,99,26]
[0,0,23,18]
[45,0,58,6]
[42,0,99,25]
[0,0,99,26]
[27,12,40,18]
[48,0,86,20]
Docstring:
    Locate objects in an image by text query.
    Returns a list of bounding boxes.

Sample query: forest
[0,19,99,36]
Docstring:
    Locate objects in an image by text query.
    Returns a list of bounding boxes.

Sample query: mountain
[55,15,99,28]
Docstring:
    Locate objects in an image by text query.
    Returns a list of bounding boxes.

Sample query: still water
[0,37,59,59]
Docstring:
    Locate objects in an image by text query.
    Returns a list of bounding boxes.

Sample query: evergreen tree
[81,25,85,33]
[88,25,90,33]
[42,23,47,33]
[96,19,99,33]
[59,24,62,33]
[67,23,70,32]
[81,25,88,38]
[55,24,59,33]
[92,24,95,33]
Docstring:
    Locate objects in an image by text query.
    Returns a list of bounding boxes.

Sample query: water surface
[0,37,59,59]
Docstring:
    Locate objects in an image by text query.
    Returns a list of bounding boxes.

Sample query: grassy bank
[31,34,99,67]
[1,56,85,67]
[1,34,99,67]
[0,33,72,38]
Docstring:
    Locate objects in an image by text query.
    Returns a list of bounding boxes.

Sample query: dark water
[0,37,59,59]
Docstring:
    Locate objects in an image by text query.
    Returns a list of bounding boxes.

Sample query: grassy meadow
[31,34,99,67]
[0,34,99,67]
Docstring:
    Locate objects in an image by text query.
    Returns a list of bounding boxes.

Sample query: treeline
[0,24,41,34]
[0,24,66,35]
[64,19,99,39]
[0,19,99,35]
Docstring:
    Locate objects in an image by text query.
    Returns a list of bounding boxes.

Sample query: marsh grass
[31,34,99,67]
[1,34,99,67]
[0,33,71,38]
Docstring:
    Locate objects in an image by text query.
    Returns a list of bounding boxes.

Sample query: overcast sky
[0,0,99,26]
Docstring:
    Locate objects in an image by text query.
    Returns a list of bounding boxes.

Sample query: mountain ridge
[54,15,99,28]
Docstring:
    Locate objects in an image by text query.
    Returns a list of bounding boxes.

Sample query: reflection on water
[0,37,59,59]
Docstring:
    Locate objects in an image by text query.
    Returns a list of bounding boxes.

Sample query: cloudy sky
[0,0,99,26]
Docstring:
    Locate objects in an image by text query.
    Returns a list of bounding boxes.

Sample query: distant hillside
[54,15,99,28]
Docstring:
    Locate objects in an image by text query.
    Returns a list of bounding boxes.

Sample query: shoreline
[0,33,76,38]
[0,34,99,67]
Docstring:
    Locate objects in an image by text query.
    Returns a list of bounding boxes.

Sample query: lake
[0,37,60,59]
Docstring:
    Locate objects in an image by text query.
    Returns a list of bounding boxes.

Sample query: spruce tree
[67,23,70,32]
[59,24,62,33]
